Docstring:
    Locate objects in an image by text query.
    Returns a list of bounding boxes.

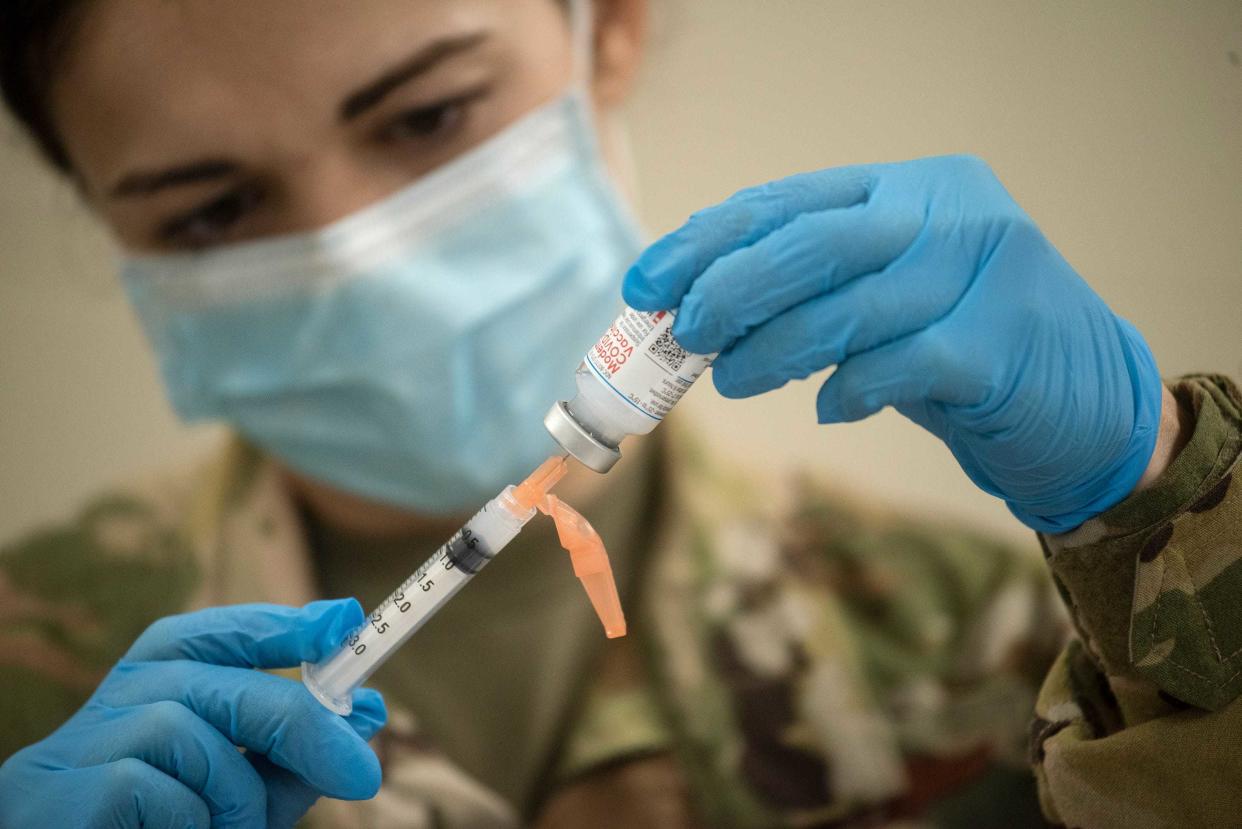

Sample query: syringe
[302,457,572,716]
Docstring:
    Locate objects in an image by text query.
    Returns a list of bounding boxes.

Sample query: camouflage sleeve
[0,493,201,760]
[1032,374,1242,828]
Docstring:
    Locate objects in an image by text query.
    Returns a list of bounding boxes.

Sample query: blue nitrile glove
[0,600,387,829]
[624,155,1163,533]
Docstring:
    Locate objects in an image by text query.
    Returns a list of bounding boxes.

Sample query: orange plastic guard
[512,456,570,512]
[539,495,627,639]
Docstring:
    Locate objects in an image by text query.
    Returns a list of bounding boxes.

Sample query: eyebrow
[109,159,239,199]
[105,31,488,200]
[340,30,489,121]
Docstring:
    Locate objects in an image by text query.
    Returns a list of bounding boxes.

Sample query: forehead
[51,0,569,184]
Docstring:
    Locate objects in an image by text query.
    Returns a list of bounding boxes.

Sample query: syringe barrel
[302,489,532,715]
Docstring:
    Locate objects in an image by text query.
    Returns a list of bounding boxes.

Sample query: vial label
[585,308,714,420]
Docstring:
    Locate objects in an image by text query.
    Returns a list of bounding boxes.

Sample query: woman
[1,1,1238,827]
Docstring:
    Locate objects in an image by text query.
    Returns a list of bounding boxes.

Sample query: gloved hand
[0,600,387,829]
[624,155,1163,533]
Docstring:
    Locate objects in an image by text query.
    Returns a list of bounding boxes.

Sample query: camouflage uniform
[2,374,1236,828]
[1031,374,1242,828]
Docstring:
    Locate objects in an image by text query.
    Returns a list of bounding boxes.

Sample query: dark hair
[1,0,89,172]
[2,0,580,176]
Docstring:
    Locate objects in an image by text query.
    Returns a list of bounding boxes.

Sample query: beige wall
[2,0,1239,544]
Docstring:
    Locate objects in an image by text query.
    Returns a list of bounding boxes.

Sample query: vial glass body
[547,307,714,471]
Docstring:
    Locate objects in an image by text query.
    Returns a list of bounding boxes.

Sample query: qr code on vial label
[649,328,688,372]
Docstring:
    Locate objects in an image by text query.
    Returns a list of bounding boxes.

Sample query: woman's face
[49,0,640,253]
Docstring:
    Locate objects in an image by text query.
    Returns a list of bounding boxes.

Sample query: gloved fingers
[125,599,364,669]
[669,198,924,355]
[246,753,323,829]
[889,397,957,440]
[245,688,385,829]
[88,701,267,828]
[709,234,977,398]
[98,660,382,801]
[623,165,875,311]
[80,759,211,829]
[815,329,989,425]
[347,687,389,742]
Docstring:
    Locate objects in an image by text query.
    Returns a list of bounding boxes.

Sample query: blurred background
[2,0,1240,546]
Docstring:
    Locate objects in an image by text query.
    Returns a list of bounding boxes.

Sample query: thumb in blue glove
[0,599,388,829]
[624,155,1162,533]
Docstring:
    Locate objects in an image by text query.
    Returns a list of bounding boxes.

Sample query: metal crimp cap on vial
[544,401,621,474]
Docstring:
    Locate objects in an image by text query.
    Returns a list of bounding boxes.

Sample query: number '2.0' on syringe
[302,456,624,716]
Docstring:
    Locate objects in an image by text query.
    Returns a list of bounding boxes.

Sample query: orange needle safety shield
[510,455,570,512]
[539,494,627,638]
[511,456,626,639]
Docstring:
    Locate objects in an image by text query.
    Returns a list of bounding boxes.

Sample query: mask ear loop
[562,0,646,233]
[568,0,595,94]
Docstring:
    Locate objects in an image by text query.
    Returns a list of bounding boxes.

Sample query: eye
[158,185,264,250]
[380,85,491,143]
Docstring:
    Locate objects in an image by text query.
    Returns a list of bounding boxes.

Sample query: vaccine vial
[544,307,715,472]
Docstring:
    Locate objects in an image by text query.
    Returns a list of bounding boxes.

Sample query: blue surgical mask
[120,86,643,514]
